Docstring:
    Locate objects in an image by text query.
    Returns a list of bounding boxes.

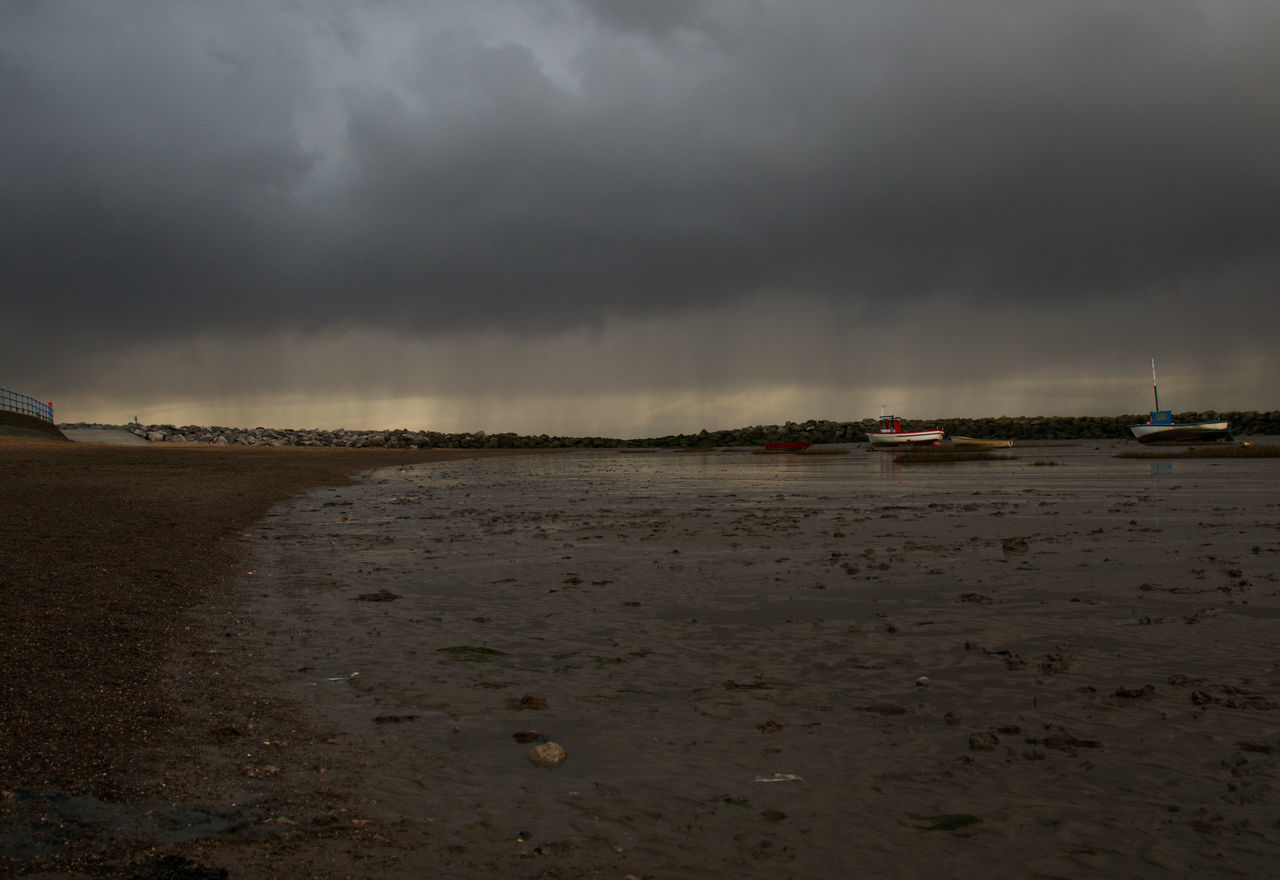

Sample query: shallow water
[235,441,1280,877]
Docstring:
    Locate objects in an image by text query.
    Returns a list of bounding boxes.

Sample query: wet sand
[5,439,1280,878]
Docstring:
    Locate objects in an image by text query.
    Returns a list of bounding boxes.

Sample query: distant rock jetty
[58,411,1280,449]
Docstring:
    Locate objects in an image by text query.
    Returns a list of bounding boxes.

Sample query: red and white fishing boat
[866,412,944,447]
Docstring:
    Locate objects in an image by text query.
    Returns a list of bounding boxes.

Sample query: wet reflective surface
[224,441,1280,876]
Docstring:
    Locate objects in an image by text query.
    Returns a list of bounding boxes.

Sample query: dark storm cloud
[571,0,705,38]
[3,0,1279,358]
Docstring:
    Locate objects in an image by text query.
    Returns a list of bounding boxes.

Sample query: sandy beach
[3,437,1279,878]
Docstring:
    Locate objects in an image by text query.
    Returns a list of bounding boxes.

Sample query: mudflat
[3,438,1279,878]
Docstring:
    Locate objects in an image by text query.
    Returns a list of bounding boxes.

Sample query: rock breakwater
[634,411,1278,447]
[59,411,1280,449]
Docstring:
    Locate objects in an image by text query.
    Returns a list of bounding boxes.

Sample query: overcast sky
[3,0,1277,436]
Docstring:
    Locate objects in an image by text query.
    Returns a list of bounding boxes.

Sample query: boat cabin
[878,415,903,433]
[1146,410,1174,425]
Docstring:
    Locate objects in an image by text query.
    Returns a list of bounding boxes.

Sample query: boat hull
[1129,421,1231,443]
[867,429,945,447]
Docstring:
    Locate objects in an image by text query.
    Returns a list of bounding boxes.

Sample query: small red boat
[763,440,812,451]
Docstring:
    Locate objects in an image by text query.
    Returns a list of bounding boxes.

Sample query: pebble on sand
[528,742,567,768]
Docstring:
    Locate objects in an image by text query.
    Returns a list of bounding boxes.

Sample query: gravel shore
[0,437,529,876]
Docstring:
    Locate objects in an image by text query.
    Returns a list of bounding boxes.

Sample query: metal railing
[0,387,54,423]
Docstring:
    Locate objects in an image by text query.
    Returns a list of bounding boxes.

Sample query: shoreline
[48,409,1280,449]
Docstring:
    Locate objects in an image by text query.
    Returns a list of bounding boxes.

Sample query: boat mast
[1150,358,1160,412]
